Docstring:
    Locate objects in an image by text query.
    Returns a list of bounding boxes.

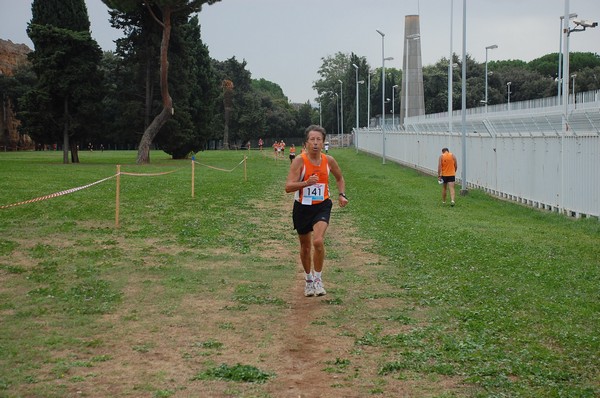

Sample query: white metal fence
[355,90,600,219]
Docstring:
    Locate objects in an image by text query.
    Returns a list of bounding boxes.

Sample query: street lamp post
[376,29,387,164]
[571,73,577,108]
[557,13,577,103]
[392,85,398,129]
[352,64,360,130]
[449,0,454,137]
[506,82,512,111]
[352,63,364,153]
[338,79,343,147]
[460,0,467,196]
[334,92,339,137]
[367,70,372,128]
[484,44,498,113]
[404,33,420,127]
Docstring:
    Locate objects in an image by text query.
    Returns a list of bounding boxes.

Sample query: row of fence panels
[355,112,599,219]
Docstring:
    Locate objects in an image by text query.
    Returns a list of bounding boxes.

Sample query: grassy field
[0,148,598,397]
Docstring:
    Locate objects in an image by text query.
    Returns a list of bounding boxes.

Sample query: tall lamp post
[367,70,373,128]
[449,0,454,137]
[571,73,577,108]
[338,79,344,147]
[557,13,577,103]
[460,0,468,196]
[352,64,359,132]
[352,63,364,153]
[376,29,387,164]
[392,84,398,129]
[404,33,420,126]
[506,81,512,111]
[334,92,339,137]
[484,44,498,112]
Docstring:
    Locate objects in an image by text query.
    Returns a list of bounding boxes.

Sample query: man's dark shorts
[293,199,332,235]
[442,176,456,183]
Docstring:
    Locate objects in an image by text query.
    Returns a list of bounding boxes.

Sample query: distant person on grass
[285,125,348,297]
[437,147,458,206]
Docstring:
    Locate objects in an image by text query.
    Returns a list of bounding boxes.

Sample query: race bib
[302,183,326,205]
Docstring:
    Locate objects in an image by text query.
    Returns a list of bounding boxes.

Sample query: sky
[1,0,599,104]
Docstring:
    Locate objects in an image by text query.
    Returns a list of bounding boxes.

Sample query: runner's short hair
[304,125,326,142]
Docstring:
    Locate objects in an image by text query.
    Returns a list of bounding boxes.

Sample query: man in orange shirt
[437,147,458,206]
[285,125,348,297]
[288,144,296,163]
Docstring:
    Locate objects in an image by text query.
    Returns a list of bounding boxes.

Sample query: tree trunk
[136,106,171,163]
[136,5,173,164]
[223,106,231,149]
[62,96,69,164]
[144,57,152,129]
[71,142,79,163]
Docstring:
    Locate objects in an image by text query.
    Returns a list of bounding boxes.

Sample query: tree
[313,52,351,135]
[155,14,219,157]
[24,0,103,163]
[102,0,221,163]
[296,102,315,134]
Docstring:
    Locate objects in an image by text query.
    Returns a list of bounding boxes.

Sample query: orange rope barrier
[193,158,245,172]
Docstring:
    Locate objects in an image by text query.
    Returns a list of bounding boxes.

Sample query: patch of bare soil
[45,192,464,398]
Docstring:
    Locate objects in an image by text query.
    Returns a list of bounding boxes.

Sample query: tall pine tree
[102,0,220,164]
[23,0,103,163]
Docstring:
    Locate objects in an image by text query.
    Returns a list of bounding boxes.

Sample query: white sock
[305,272,313,282]
[314,271,322,280]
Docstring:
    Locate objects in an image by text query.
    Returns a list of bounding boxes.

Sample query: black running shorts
[293,199,333,235]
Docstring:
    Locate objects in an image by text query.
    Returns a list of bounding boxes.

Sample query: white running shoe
[304,280,315,297]
[313,278,326,296]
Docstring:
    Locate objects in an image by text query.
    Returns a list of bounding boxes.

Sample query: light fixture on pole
[563,11,598,130]
[338,79,344,147]
[392,85,398,129]
[484,44,498,113]
[557,13,577,103]
[404,33,420,127]
[376,29,387,164]
[506,81,512,111]
[559,1,599,213]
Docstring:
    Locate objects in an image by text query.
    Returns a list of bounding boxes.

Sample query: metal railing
[355,90,600,219]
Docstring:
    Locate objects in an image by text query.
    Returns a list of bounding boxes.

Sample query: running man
[437,147,458,206]
[285,125,349,297]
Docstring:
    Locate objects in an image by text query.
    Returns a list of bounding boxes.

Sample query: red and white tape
[0,174,117,209]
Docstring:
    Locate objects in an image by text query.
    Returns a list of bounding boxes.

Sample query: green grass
[0,148,598,397]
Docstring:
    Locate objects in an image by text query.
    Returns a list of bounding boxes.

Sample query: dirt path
[263,194,382,397]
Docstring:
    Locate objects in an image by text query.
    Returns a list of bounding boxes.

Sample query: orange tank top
[295,153,330,204]
[441,152,456,177]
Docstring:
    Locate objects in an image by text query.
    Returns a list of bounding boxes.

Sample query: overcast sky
[1,0,599,103]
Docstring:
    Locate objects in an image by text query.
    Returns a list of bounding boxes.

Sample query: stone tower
[399,15,425,127]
